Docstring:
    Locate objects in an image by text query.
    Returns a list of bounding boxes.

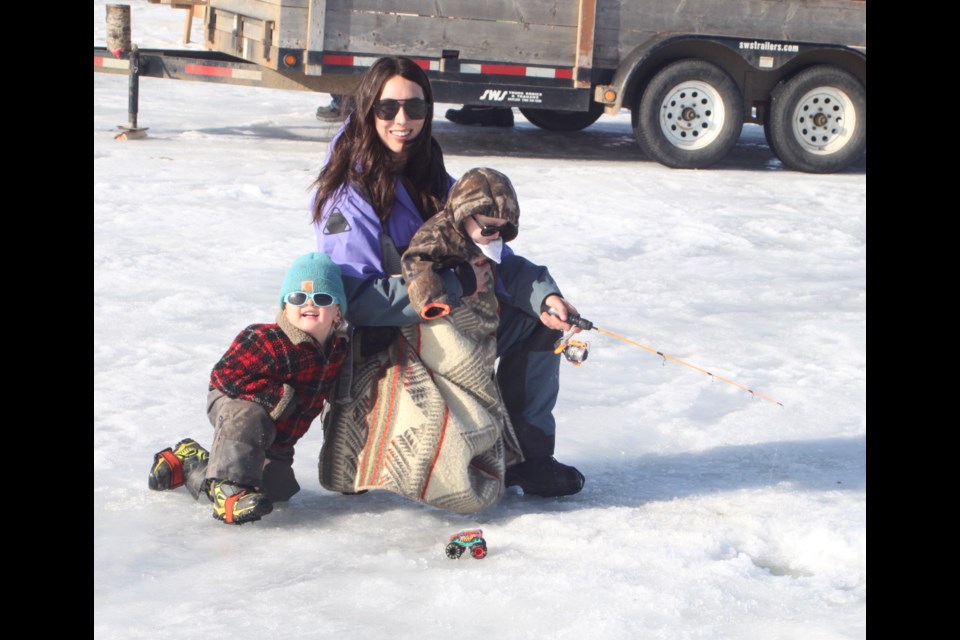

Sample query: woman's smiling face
[374,75,426,155]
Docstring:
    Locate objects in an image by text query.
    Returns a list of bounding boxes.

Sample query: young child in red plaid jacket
[148,252,350,525]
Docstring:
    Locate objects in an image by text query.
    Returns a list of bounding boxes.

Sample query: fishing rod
[548,309,783,407]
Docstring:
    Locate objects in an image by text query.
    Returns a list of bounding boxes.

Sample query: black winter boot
[149,438,209,497]
[207,479,273,525]
[506,456,585,497]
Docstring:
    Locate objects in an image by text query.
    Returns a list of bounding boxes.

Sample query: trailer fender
[595,33,863,115]
[594,34,677,115]
[596,36,757,114]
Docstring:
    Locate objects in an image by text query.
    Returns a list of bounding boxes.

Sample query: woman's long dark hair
[311,56,448,224]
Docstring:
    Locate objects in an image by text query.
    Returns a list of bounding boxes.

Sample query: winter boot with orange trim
[207,480,273,525]
[148,438,210,498]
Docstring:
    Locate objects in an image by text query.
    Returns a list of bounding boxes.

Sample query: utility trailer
[94,0,866,173]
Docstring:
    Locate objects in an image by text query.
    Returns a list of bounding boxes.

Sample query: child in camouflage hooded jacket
[401,167,519,319]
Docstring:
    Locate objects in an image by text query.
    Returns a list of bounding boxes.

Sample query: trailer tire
[766,65,866,173]
[519,103,604,132]
[634,59,744,169]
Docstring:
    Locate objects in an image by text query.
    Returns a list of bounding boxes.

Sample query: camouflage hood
[445,167,519,241]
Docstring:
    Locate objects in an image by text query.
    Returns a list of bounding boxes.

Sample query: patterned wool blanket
[319,291,523,513]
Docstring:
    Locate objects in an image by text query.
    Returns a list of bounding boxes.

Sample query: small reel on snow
[554,331,589,366]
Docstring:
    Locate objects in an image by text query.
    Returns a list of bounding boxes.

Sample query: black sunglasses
[473,215,517,240]
[373,98,429,121]
[285,292,336,307]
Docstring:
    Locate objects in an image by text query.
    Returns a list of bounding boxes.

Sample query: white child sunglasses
[285,292,336,307]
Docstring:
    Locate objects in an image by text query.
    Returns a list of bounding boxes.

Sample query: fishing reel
[554,330,589,366]
[545,307,593,366]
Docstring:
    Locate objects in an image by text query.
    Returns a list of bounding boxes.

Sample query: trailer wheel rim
[657,80,727,151]
[790,86,857,155]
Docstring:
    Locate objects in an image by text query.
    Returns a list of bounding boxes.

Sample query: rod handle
[545,306,594,331]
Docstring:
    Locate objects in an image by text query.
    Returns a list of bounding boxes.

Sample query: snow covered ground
[94,3,866,638]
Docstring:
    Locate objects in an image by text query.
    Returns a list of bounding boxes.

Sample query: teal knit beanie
[279,252,347,316]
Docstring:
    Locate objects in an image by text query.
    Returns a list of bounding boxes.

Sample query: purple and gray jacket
[313,139,560,327]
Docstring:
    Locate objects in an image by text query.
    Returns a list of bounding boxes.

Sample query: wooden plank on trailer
[210,0,308,10]
[208,25,274,66]
[183,6,194,44]
[209,26,242,59]
[591,0,618,68]
[275,4,308,47]
[574,0,596,87]
[323,11,577,66]
[211,0,280,22]
[211,3,308,48]
[148,0,208,6]
[333,0,578,27]
[305,1,327,73]
[211,11,235,35]
[240,20,268,42]
[600,0,867,61]
[208,0,304,21]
